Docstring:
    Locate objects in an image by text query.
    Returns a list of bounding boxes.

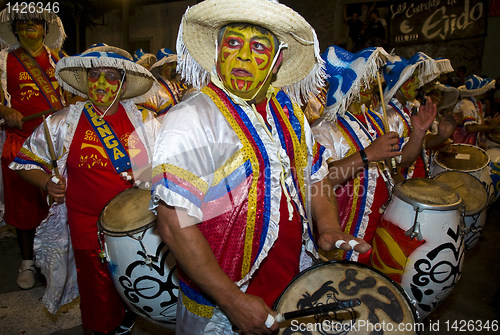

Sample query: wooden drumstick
[22,107,57,122]
[376,71,398,175]
[42,115,60,178]
[232,299,361,331]
[274,298,361,323]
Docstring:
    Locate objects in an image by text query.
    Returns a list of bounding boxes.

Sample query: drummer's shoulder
[164,90,223,123]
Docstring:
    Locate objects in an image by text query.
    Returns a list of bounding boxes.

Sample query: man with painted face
[379,52,444,179]
[151,0,370,334]
[141,48,188,118]
[312,46,402,266]
[0,7,67,290]
[10,51,160,335]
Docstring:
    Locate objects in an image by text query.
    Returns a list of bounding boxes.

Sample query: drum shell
[486,147,500,204]
[273,261,417,334]
[99,220,178,329]
[431,144,494,205]
[372,195,465,321]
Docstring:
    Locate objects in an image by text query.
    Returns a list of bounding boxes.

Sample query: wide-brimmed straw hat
[0,6,66,49]
[150,48,177,78]
[321,45,393,120]
[458,74,495,98]
[86,43,133,60]
[382,52,439,105]
[55,51,159,103]
[432,82,459,110]
[176,0,325,103]
[133,48,157,68]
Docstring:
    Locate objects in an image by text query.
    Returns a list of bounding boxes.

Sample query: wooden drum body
[274,261,417,334]
[371,178,466,321]
[98,187,178,329]
[431,143,494,205]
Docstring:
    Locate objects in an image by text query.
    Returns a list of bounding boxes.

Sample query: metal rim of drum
[394,178,463,212]
[434,143,490,173]
[98,187,156,237]
[273,260,418,331]
[432,170,488,216]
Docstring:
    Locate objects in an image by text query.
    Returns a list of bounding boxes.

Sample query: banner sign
[390,0,487,45]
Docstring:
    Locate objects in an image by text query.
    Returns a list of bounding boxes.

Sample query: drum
[486,147,500,204]
[370,178,466,321]
[98,187,178,329]
[484,129,500,149]
[274,261,417,334]
[433,171,488,250]
[431,143,494,205]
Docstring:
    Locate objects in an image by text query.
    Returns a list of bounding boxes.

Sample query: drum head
[395,178,462,210]
[435,144,489,171]
[486,129,500,145]
[99,187,156,234]
[274,261,416,334]
[433,171,487,215]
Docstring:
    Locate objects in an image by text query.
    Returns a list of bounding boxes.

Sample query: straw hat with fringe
[432,82,459,110]
[86,43,133,60]
[321,45,393,121]
[55,51,160,104]
[382,52,439,105]
[0,5,66,49]
[150,48,177,78]
[176,0,325,104]
[133,48,157,68]
[458,74,495,98]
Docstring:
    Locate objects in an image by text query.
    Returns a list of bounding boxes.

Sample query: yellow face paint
[360,81,376,106]
[16,19,44,44]
[400,72,420,101]
[87,68,122,108]
[216,25,276,99]
[161,62,177,81]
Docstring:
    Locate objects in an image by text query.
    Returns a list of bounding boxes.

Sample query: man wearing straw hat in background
[142,47,188,118]
[379,52,444,180]
[151,0,370,333]
[0,5,67,290]
[311,45,405,266]
[10,50,160,335]
[450,74,500,146]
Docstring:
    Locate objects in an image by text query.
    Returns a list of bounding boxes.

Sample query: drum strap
[82,101,131,173]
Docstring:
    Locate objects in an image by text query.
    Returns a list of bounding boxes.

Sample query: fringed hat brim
[0,7,66,49]
[435,58,454,75]
[176,0,325,103]
[459,75,495,98]
[384,52,438,105]
[322,46,393,121]
[55,51,159,104]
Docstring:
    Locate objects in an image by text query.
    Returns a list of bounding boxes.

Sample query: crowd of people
[0,1,498,334]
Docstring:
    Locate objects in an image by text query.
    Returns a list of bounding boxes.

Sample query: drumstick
[232,298,361,331]
[376,71,398,175]
[42,115,60,178]
[22,107,57,122]
[274,298,361,323]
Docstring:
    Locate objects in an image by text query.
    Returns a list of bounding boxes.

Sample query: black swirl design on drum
[411,226,464,313]
[282,269,406,335]
[465,226,483,250]
[118,241,178,323]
